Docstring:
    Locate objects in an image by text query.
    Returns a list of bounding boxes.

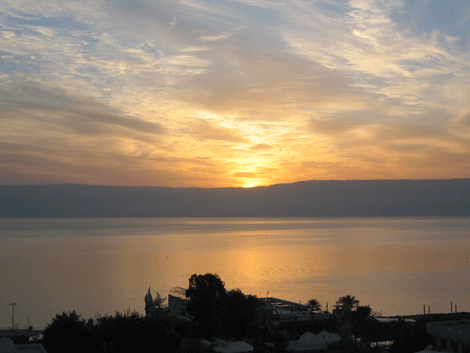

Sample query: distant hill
[1,179,469,217]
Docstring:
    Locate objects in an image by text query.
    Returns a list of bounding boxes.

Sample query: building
[259,297,335,340]
[0,337,48,353]
[167,286,189,316]
[426,320,470,353]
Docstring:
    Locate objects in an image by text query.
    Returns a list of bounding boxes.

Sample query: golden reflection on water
[2,217,470,329]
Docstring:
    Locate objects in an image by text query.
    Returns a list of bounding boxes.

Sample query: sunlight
[242,179,265,188]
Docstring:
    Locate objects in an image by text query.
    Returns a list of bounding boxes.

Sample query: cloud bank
[1,0,469,187]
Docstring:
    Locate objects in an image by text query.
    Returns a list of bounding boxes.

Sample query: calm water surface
[1,217,470,329]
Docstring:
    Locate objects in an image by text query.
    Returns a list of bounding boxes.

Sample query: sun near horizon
[1,1,470,187]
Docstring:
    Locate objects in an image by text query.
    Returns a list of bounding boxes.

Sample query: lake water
[1,217,470,329]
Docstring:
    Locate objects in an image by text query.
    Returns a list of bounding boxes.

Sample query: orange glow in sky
[1,0,470,187]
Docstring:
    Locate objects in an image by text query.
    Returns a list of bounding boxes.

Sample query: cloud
[302,106,470,181]
[175,35,367,118]
[1,0,470,187]
[282,0,470,112]
[232,171,257,178]
[199,34,230,42]
[250,143,273,151]
[65,110,166,136]
[447,112,470,140]
[0,85,166,137]
[309,117,369,137]
[183,118,246,143]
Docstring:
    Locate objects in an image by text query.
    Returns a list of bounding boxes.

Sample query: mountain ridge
[1,179,469,217]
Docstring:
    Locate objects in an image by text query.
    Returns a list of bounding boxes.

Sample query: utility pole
[9,303,17,330]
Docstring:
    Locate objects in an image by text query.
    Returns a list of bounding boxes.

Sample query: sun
[242,179,265,188]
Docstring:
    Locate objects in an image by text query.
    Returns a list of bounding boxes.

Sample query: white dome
[298,331,314,342]
[298,331,327,348]
[0,337,16,353]
[214,341,254,352]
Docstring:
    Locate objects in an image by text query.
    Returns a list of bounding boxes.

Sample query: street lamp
[9,303,17,330]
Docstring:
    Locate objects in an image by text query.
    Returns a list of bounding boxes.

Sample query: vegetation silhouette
[338,294,360,308]
[43,309,179,353]
[40,274,434,353]
[185,273,226,338]
[390,318,432,353]
[42,311,93,353]
[306,298,322,311]
[221,289,261,340]
[184,273,261,340]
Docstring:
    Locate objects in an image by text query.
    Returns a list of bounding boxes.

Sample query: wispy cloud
[0,0,469,187]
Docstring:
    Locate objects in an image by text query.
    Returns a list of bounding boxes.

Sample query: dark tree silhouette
[306,298,322,311]
[43,311,94,353]
[390,319,432,353]
[95,310,178,353]
[220,289,261,340]
[43,310,179,353]
[186,273,226,300]
[352,305,372,343]
[338,294,359,308]
[185,274,261,340]
[185,273,227,338]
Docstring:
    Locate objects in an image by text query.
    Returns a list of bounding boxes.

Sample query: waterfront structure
[167,287,188,315]
[144,288,167,318]
[0,336,47,353]
[426,320,470,353]
[259,297,334,340]
[163,285,340,343]
[286,330,341,351]
[213,340,254,352]
[375,318,416,324]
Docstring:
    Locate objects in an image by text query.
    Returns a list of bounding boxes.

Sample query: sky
[1,0,469,188]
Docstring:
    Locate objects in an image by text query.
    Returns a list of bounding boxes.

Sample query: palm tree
[338,295,359,308]
[306,299,322,311]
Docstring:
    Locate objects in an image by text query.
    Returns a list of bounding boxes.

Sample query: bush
[43,311,94,353]
[220,289,261,340]
[185,273,227,338]
[43,309,180,353]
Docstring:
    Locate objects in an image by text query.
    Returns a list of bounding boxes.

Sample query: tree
[185,273,227,338]
[306,299,322,311]
[338,294,359,308]
[355,305,371,319]
[95,309,179,353]
[44,309,180,353]
[220,289,261,339]
[352,305,372,343]
[390,319,432,353]
[186,273,226,300]
[185,274,262,340]
[43,311,94,353]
